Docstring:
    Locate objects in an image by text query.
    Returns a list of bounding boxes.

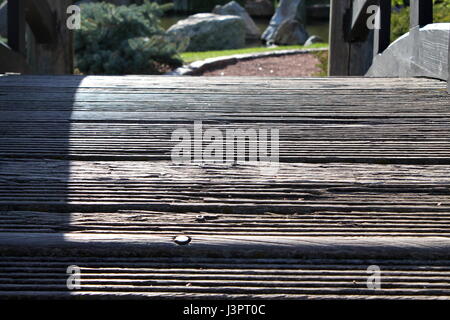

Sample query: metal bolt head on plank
[173,235,192,246]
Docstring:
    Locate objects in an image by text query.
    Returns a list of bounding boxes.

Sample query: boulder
[366,24,450,81]
[272,19,309,45]
[212,1,260,40]
[304,35,323,46]
[262,0,309,45]
[167,13,246,52]
[245,0,274,17]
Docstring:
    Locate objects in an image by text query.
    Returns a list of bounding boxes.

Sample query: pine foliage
[75,1,185,74]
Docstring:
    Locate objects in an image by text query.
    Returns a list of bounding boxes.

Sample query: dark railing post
[448,31,450,93]
[328,0,352,76]
[7,0,26,55]
[373,0,391,55]
[410,0,433,29]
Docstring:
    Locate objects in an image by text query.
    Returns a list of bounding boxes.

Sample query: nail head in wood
[173,235,192,246]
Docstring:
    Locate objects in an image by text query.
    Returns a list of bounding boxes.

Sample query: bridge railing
[329,0,450,91]
[1,0,73,74]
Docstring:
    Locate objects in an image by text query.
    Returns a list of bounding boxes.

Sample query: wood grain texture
[0,256,450,299]
[0,75,449,299]
[2,233,450,260]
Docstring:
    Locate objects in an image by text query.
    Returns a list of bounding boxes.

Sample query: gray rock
[304,35,323,46]
[272,19,309,45]
[167,13,246,52]
[213,1,260,40]
[366,24,450,81]
[262,0,308,45]
[245,0,274,17]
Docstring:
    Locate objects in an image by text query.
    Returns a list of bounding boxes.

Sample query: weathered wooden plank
[0,75,445,89]
[2,256,450,299]
[0,77,446,165]
[1,129,449,163]
[1,159,449,237]
[0,75,449,299]
[4,209,450,237]
[1,233,450,260]
[0,292,448,300]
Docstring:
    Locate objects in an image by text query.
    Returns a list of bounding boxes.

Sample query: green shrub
[75,1,185,75]
[391,6,410,41]
[391,0,450,41]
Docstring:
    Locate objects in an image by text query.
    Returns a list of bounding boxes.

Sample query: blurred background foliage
[74,1,185,74]
[391,0,450,40]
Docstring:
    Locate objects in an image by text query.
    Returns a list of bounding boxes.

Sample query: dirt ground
[200,53,321,77]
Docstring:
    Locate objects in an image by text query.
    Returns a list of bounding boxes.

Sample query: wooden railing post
[329,0,352,76]
[26,0,74,74]
[329,0,380,76]
[448,31,450,93]
[7,0,26,55]
[373,0,391,55]
[410,0,433,29]
[26,0,56,43]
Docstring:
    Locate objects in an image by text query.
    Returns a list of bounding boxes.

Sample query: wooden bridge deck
[0,75,450,299]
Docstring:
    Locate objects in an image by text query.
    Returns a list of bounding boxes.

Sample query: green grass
[312,50,328,77]
[180,43,328,64]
